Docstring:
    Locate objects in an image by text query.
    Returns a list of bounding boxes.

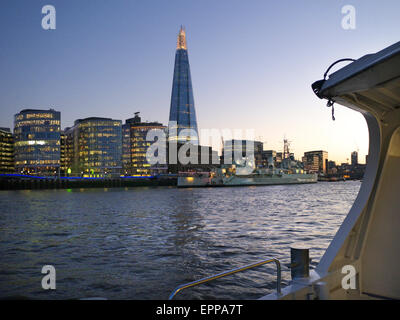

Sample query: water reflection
[0,181,360,299]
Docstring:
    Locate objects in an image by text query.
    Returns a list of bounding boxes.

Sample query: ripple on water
[0,181,361,299]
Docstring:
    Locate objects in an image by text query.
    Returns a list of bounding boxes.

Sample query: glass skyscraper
[70,117,122,177]
[14,109,61,175]
[168,26,199,144]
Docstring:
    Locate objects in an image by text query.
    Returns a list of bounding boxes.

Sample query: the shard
[168,26,199,144]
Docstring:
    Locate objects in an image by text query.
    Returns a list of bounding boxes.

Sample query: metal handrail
[168,258,281,300]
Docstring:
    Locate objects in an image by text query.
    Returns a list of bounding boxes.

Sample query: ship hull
[177,173,317,188]
[224,173,317,186]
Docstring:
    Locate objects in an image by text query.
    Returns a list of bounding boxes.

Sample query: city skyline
[1,1,400,164]
[4,105,367,166]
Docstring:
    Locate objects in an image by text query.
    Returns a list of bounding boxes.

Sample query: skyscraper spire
[176,25,187,50]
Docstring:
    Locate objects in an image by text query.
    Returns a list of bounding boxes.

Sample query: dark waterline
[0,181,361,299]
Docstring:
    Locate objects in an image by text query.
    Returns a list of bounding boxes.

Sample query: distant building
[222,140,263,165]
[351,151,358,166]
[69,117,122,177]
[303,150,328,174]
[123,113,167,176]
[168,142,218,174]
[262,150,276,167]
[327,160,336,168]
[275,152,283,166]
[60,131,67,175]
[122,122,132,175]
[327,160,337,174]
[60,127,74,176]
[302,154,319,173]
[14,109,61,175]
[0,127,14,174]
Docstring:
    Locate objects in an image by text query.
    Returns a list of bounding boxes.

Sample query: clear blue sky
[1,0,399,163]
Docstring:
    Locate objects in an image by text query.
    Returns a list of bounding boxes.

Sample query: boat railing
[168,258,281,300]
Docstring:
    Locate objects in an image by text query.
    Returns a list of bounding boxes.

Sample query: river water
[0,181,361,300]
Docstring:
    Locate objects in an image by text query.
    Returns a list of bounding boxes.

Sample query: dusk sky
[1,0,399,163]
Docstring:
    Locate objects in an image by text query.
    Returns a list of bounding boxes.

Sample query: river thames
[0,181,361,299]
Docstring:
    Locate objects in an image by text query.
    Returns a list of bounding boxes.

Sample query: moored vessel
[177,165,317,188]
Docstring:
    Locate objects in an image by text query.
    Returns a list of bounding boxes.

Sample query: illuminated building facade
[303,150,328,174]
[14,109,61,175]
[71,117,122,177]
[122,122,131,175]
[168,26,199,144]
[0,127,14,173]
[60,128,75,176]
[60,131,67,175]
[302,154,319,173]
[123,113,167,176]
